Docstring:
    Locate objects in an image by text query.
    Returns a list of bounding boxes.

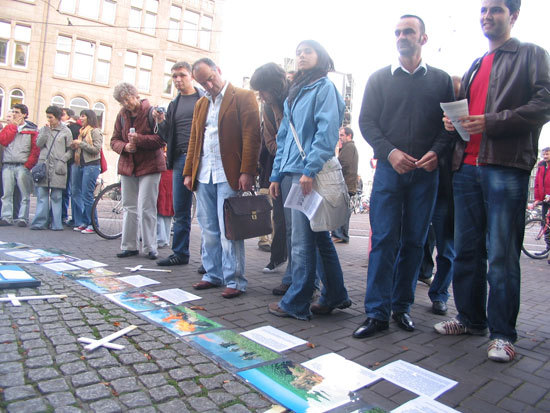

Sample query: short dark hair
[400,14,426,35]
[192,58,217,74]
[250,63,289,109]
[504,0,521,14]
[12,103,28,116]
[45,105,63,120]
[341,126,354,139]
[79,109,99,128]
[542,147,550,153]
[62,107,75,117]
[171,61,192,73]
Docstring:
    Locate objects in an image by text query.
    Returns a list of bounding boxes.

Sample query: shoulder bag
[289,121,350,232]
[31,129,61,183]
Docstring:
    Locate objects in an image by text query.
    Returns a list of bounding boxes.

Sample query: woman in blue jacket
[268,40,350,320]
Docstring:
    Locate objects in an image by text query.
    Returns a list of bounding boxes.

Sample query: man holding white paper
[353,15,454,339]
[436,0,550,363]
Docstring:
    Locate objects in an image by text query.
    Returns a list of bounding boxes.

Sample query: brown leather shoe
[268,302,291,317]
[311,299,352,315]
[221,287,243,299]
[192,281,219,290]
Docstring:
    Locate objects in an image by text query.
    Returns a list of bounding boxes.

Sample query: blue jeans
[364,160,438,321]
[1,164,32,223]
[171,154,193,258]
[425,196,455,303]
[196,179,247,291]
[280,175,321,290]
[71,164,101,227]
[279,173,349,320]
[32,187,63,230]
[62,162,72,221]
[453,164,529,343]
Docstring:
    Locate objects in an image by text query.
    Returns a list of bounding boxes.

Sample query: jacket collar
[289,77,326,114]
[497,37,520,53]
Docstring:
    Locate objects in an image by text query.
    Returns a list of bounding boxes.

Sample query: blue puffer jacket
[270,77,344,182]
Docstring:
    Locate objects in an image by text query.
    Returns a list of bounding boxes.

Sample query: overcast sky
[217,0,550,180]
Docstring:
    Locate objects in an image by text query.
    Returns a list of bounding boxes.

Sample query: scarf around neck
[75,125,93,165]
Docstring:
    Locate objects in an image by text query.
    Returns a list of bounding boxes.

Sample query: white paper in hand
[283,183,323,220]
[440,99,470,142]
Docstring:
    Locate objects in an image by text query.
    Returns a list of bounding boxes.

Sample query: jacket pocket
[54,159,67,175]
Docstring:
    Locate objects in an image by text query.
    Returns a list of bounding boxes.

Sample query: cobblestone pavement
[1,212,549,412]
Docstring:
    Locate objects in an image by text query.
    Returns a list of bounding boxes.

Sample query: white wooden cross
[78,325,137,351]
[0,294,67,306]
[0,260,29,264]
[125,265,171,273]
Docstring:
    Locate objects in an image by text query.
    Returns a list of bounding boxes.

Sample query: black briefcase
[223,192,273,240]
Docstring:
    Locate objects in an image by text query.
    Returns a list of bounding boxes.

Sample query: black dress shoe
[197,264,206,274]
[147,252,158,260]
[432,301,448,315]
[116,250,139,258]
[392,312,415,331]
[352,318,389,339]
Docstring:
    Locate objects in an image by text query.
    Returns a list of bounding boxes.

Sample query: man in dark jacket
[153,61,202,267]
[435,0,550,363]
[332,126,358,244]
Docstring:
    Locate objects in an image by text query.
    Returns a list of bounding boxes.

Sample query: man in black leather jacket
[435,0,550,363]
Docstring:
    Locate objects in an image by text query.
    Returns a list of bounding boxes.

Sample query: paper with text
[154,288,201,305]
[284,183,323,220]
[391,396,460,412]
[240,326,307,352]
[440,99,470,142]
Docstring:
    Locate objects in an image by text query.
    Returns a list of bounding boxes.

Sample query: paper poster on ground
[41,262,80,272]
[153,288,201,304]
[238,360,352,413]
[375,360,457,399]
[302,353,380,392]
[61,268,120,280]
[105,290,171,312]
[0,265,41,288]
[76,276,135,294]
[72,259,108,269]
[185,329,280,370]
[0,242,29,250]
[141,305,222,336]
[240,326,307,352]
[391,396,460,412]
[118,275,160,288]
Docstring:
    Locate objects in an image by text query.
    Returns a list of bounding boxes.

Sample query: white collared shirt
[197,81,229,185]
[391,59,428,76]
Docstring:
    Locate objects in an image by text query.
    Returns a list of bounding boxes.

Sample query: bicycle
[91,181,198,240]
[522,205,550,259]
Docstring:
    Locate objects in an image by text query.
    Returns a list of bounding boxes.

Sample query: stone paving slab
[0,213,549,412]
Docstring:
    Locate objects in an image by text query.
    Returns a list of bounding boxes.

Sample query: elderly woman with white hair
[110,82,166,260]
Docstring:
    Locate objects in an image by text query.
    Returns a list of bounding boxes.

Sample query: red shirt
[463,53,495,166]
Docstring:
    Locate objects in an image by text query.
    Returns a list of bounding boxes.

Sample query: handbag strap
[45,129,62,160]
[289,121,307,161]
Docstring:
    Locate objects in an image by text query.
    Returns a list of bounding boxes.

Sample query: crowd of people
[1,0,549,364]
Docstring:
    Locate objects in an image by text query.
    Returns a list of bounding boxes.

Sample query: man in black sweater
[353,15,454,339]
[153,61,202,267]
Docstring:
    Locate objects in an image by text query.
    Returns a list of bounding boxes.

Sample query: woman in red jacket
[534,147,550,254]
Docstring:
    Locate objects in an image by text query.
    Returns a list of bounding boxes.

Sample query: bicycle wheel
[522,218,548,259]
[92,183,123,240]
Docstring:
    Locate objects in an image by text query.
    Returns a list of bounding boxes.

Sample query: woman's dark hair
[250,63,289,110]
[288,40,335,106]
[80,109,99,128]
[45,105,63,120]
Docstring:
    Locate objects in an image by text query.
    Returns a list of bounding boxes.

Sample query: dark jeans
[332,193,353,242]
[419,196,455,303]
[269,190,287,265]
[364,160,438,321]
[453,164,529,343]
[172,153,193,258]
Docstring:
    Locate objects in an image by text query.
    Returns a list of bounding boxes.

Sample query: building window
[54,35,71,77]
[9,89,24,107]
[96,44,111,85]
[93,102,106,130]
[13,24,31,68]
[123,51,137,85]
[199,15,212,50]
[70,97,89,117]
[163,60,176,96]
[72,39,95,81]
[0,21,9,65]
[51,95,66,108]
[138,54,152,92]
[168,5,181,42]
[59,0,117,25]
[0,88,4,119]
[181,10,199,47]
[129,0,157,35]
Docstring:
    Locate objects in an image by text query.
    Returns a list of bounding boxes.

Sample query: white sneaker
[488,339,516,362]
[434,318,487,336]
